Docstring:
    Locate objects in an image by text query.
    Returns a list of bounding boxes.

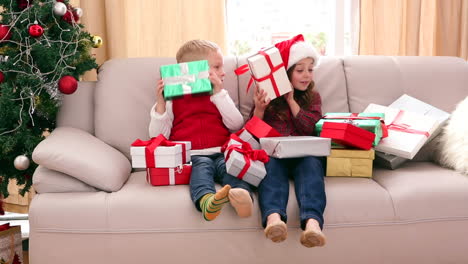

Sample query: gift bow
[131,135,185,167]
[222,134,269,180]
[322,113,388,138]
[234,49,284,96]
[386,110,430,137]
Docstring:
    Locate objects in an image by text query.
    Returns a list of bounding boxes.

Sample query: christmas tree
[0,0,99,198]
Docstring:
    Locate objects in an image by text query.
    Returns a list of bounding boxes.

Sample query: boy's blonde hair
[176,39,220,63]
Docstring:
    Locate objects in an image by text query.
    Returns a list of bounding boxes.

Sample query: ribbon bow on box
[222,134,269,180]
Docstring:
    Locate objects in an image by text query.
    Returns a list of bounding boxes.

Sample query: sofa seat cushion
[373,162,468,221]
[32,173,400,233]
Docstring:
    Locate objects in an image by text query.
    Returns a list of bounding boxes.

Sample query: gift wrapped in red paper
[320,122,376,150]
[146,164,192,186]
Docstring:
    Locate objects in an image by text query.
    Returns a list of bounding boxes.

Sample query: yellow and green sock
[199,185,231,221]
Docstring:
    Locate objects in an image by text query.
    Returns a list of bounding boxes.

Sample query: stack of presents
[130,46,450,187]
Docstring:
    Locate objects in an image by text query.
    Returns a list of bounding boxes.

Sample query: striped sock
[199,185,231,221]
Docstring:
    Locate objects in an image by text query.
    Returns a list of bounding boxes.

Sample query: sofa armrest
[32,127,131,192]
[33,165,98,194]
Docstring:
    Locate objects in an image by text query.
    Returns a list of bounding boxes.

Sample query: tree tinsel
[0,0,98,198]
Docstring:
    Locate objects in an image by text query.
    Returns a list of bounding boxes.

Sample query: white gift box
[260,136,331,158]
[364,103,439,159]
[131,144,183,168]
[375,94,451,168]
[171,141,192,163]
[389,94,450,140]
[247,46,292,101]
[237,129,261,149]
[224,139,266,187]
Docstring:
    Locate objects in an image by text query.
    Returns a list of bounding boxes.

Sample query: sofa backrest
[57,55,467,160]
[343,56,468,113]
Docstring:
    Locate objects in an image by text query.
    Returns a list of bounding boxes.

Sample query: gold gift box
[326,149,375,178]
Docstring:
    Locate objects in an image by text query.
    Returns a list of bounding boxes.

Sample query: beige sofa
[29,55,468,264]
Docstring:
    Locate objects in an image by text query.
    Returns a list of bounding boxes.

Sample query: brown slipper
[264,221,287,243]
[300,229,326,248]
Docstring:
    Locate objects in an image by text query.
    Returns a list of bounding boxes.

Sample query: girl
[252,34,326,248]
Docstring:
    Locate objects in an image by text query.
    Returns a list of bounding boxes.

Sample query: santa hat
[275,34,320,70]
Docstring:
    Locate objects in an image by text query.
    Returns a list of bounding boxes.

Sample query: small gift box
[0,224,23,264]
[319,122,376,150]
[246,46,292,101]
[234,116,281,150]
[236,129,261,150]
[146,164,192,186]
[223,138,269,187]
[364,103,439,159]
[130,135,184,168]
[374,94,451,169]
[260,136,331,158]
[326,149,375,178]
[160,60,212,100]
[316,113,386,146]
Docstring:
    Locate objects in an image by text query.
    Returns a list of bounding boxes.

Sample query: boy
[149,39,254,221]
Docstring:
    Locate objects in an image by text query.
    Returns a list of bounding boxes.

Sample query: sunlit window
[225,0,359,56]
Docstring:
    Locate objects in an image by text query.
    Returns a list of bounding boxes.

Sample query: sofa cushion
[373,162,468,220]
[237,56,349,120]
[29,171,397,232]
[94,57,240,159]
[32,127,131,192]
[344,56,468,113]
[33,166,97,193]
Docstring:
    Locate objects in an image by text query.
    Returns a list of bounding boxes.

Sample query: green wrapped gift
[315,113,385,146]
[160,60,212,100]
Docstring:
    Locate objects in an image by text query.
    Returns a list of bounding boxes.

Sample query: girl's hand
[253,85,270,114]
[209,70,223,94]
[155,79,166,114]
[285,90,295,104]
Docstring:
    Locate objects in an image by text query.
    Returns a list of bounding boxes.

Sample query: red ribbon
[386,110,430,137]
[131,135,177,168]
[0,223,10,231]
[234,49,285,96]
[222,134,269,180]
[172,142,187,163]
[322,114,388,138]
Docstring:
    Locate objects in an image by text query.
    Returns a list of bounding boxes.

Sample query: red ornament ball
[62,9,80,24]
[0,25,12,41]
[58,75,78,94]
[18,0,33,10]
[0,72,4,83]
[29,24,44,38]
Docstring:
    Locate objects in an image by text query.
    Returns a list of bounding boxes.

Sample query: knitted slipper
[264,221,287,243]
[300,229,326,248]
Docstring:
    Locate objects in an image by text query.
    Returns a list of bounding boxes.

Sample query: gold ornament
[91,35,103,48]
[42,128,51,138]
[14,155,30,171]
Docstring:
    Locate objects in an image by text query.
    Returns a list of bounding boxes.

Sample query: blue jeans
[258,156,326,230]
[190,153,254,211]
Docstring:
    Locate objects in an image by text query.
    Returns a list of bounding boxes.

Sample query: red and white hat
[275,34,320,70]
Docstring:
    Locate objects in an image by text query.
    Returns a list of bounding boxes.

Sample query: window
[225,0,359,56]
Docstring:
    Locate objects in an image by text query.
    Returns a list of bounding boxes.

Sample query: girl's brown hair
[264,64,316,120]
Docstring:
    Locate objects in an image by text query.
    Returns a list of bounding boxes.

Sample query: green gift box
[160,60,212,100]
[316,113,385,146]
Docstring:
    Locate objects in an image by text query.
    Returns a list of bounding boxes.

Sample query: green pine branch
[0,0,98,198]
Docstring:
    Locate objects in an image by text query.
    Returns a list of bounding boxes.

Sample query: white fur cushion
[435,96,468,175]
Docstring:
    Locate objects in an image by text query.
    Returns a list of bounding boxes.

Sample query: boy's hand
[155,79,166,114]
[209,70,223,94]
[253,85,270,118]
